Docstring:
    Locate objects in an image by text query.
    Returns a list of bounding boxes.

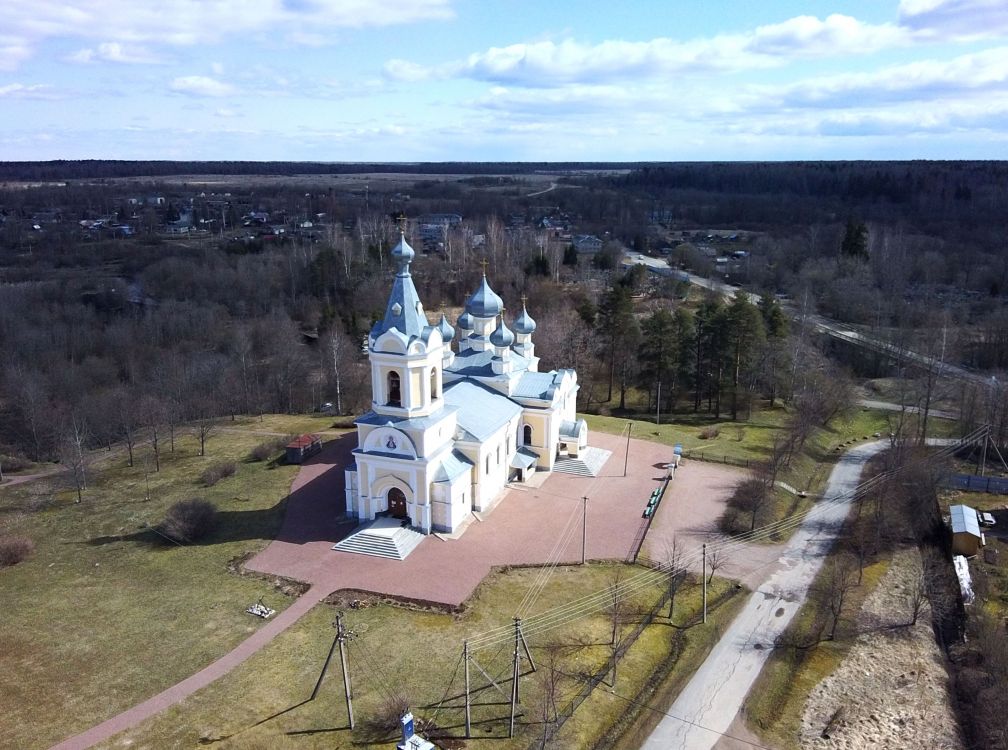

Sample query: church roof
[513,371,561,400]
[457,311,474,330]
[465,275,504,318]
[371,234,430,341]
[434,450,473,482]
[448,347,531,377]
[514,304,536,334]
[510,447,539,470]
[443,379,521,442]
[489,317,515,347]
[437,313,455,343]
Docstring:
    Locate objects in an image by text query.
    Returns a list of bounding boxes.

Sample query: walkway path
[49,588,327,750]
[642,440,888,750]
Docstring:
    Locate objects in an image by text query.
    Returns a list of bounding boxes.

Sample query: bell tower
[368,233,445,419]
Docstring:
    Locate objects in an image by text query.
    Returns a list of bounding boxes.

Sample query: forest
[1,160,1006,480]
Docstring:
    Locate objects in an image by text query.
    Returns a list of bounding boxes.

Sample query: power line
[600,684,776,750]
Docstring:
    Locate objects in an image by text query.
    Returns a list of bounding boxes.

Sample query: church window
[486,456,490,476]
[497,445,501,464]
[430,368,437,401]
[523,424,533,445]
[387,371,401,407]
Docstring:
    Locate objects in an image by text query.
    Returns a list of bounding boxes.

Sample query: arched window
[523,424,533,446]
[430,368,438,401]
[387,371,401,407]
[486,456,490,476]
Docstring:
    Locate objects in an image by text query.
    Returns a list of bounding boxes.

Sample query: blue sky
[1,0,1006,161]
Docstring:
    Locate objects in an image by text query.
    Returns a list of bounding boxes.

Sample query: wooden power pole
[337,612,355,729]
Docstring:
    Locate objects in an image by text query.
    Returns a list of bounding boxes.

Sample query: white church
[342,233,590,537]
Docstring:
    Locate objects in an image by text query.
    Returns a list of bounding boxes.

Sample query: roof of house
[443,379,521,442]
[950,504,981,537]
[287,433,322,448]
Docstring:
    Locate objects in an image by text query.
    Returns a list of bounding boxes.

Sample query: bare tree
[59,413,90,503]
[821,557,858,641]
[906,571,928,627]
[707,547,726,585]
[663,537,686,621]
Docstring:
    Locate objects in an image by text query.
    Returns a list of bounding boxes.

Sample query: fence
[681,449,752,469]
[944,473,1008,495]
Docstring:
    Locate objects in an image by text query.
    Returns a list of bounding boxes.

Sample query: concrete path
[859,398,957,421]
[641,440,888,750]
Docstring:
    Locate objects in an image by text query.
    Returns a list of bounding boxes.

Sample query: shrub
[158,499,217,543]
[247,436,292,463]
[0,535,34,568]
[699,426,720,440]
[201,461,236,486]
[0,453,31,474]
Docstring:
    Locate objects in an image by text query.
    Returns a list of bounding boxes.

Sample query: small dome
[490,318,515,347]
[457,311,474,330]
[514,305,536,334]
[437,313,455,342]
[465,275,503,318]
[391,233,415,266]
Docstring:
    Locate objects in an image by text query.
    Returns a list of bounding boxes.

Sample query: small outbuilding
[949,503,984,557]
[286,434,323,464]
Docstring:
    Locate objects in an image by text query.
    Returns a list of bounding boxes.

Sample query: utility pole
[623,422,632,477]
[509,617,521,738]
[464,640,471,738]
[702,543,708,624]
[980,425,989,477]
[582,496,589,565]
[337,612,355,729]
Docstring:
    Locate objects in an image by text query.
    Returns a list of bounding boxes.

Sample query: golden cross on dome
[479,257,489,274]
[395,214,406,231]
[521,293,528,306]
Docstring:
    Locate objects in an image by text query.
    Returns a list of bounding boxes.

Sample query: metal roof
[512,371,558,399]
[371,235,429,340]
[465,275,504,318]
[434,450,473,482]
[443,379,521,442]
[447,347,531,377]
[510,447,538,470]
[950,504,981,537]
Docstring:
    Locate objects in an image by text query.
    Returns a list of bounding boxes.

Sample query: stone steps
[332,519,426,560]
[552,447,612,478]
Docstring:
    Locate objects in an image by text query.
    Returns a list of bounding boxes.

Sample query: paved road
[624,253,989,387]
[641,440,888,750]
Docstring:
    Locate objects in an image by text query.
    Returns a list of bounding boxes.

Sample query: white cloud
[1,0,454,68]
[170,75,236,97]
[386,14,911,87]
[214,107,238,118]
[69,41,162,64]
[0,82,56,99]
[898,0,1008,39]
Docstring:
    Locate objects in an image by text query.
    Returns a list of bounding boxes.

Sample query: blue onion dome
[490,318,515,347]
[514,304,537,335]
[457,310,474,330]
[437,313,455,342]
[391,232,415,267]
[465,275,504,317]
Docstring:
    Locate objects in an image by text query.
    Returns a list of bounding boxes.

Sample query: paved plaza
[247,429,746,606]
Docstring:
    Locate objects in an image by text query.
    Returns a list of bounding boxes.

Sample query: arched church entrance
[387,487,407,519]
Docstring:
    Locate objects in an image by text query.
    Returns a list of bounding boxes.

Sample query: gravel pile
[799,547,963,750]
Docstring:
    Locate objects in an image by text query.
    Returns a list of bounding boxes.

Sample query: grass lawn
[92,565,743,750]
[742,556,891,750]
[0,421,344,750]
